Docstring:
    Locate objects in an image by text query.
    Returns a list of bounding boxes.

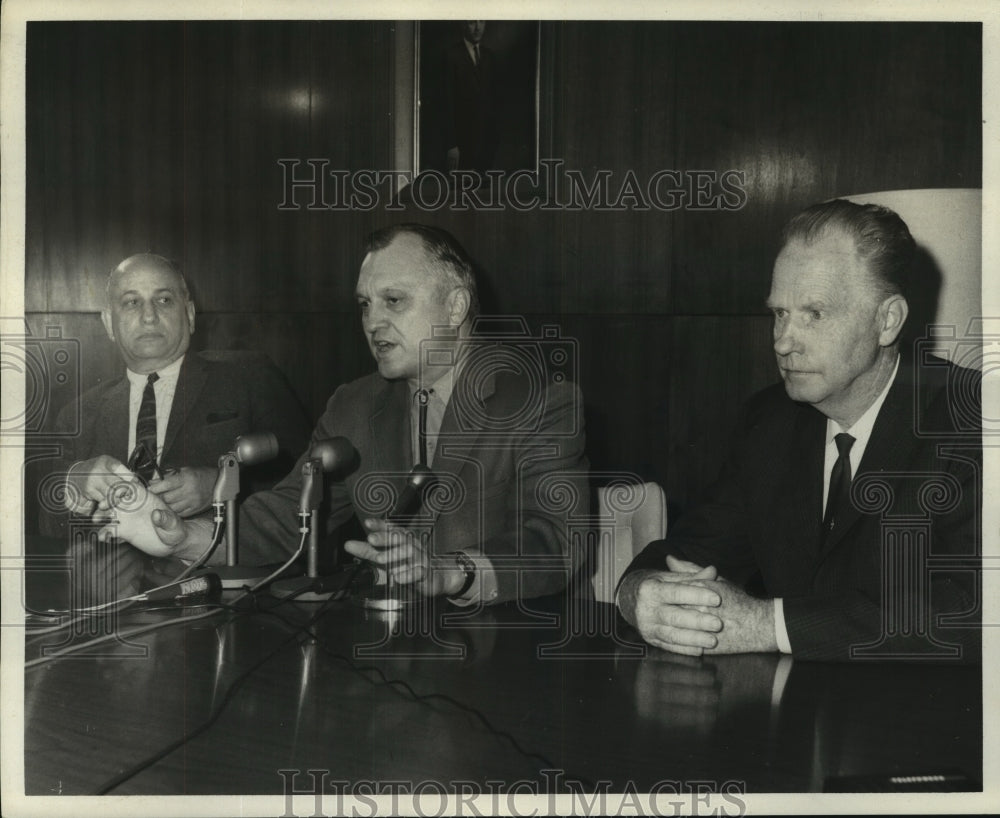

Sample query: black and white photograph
[417,20,539,175]
[1,2,996,816]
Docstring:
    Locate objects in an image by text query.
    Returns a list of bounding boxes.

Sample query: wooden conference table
[22,566,981,798]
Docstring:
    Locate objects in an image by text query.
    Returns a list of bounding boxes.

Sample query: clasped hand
[63,456,194,558]
[629,556,777,656]
[65,457,215,517]
[146,466,216,516]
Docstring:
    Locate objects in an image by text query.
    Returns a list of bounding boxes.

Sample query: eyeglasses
[127,440,161,486]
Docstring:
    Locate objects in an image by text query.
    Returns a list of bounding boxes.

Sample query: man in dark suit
[110,226,588,605]
[444,20,498,174]
[618,200,981,662]
[48,253,310,597]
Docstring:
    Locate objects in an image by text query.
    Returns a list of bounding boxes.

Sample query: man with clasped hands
[617,200,980,662]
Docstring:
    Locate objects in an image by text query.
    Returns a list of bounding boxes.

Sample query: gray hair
[364,223,480,319]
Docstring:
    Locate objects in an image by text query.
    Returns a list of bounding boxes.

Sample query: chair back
[593,482,667,603]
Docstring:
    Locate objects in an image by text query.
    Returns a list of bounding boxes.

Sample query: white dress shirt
[409,366,499,606]
[773,354,900,653]
[126,354,185,465]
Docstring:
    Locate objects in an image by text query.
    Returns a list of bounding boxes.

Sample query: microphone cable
[90,570,598,795]
[25,527,305,669]
[226,593,599,793]
[23,517,225,642]
[92,580,342,795]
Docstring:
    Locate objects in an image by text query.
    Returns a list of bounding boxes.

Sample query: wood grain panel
[23,21,981,531]
[26,22,187,312]
[669,22,981,315]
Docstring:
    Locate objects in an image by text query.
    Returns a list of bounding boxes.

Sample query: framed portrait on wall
[415,20,540,178]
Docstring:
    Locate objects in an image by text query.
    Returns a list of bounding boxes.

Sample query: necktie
[416,388,430,467]
[473,44,480,67]
[823,432,855,536]
[134,372,159,482]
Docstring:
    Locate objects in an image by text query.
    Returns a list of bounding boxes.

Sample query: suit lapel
[369,378,411,474]
[434,367,497,490]
[820,356,916,554]
[162,354,207,464]
[775,404,827,563]
[100,376,131,462]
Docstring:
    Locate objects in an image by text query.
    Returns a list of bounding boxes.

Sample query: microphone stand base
[271,564,369,602]
[354,584,420,611]
[270,576,338,603]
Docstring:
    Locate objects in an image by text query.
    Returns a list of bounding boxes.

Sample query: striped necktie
[134,372,159,482]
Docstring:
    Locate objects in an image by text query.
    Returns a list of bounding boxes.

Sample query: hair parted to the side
[781,199,916,300]
[364,223,480,319]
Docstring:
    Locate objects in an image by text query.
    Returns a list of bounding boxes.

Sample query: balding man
[108,225,588,606]
[47,253,310,600]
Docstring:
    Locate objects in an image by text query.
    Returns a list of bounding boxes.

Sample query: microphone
[213,432,279,504]
[358,464,436,612]
[203,431,282,590]
[142,573,221,601]
[271,438,359,602]
[299,437,357,513]
[234,432,279,465]
[389,463,436,520]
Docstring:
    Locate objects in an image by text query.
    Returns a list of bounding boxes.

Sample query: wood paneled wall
[24,21,981,518]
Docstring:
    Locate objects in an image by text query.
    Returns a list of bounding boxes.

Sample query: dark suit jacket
[239,368,590,604]
[42,351,311,537]
[444,39,498,172]
[624,353,981,662]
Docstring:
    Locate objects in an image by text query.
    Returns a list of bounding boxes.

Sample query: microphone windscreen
[406,463,435,490]
[234,432,279,465]
[310,437,357,472]
[390,464,435,518]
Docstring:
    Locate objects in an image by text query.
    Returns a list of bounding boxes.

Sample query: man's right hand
[64,455,137,514]
[617,556,724,656]
[94,493,213,562]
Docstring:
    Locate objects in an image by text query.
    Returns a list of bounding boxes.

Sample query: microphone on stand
[359,464,436,611]
[388,463,435,520]
[270,437,360,602]
[202,432,280,590]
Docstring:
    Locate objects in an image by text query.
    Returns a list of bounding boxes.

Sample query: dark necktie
[473,44,480,67]
[823,432,855,536]
[134,372,159,482]
[416,388,430,467]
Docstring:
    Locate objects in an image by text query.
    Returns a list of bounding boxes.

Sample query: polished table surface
[21,573,982,799]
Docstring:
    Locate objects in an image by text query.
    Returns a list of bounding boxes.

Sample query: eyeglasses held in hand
[126,441,161,486]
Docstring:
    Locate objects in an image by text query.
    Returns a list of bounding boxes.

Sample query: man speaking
[111,225,589,605]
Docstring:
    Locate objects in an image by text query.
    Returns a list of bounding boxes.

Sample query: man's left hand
[147,466,216,517]
[687,578,778,654]
[345,519,466,598]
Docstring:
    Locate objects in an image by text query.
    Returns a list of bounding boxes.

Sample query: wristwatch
[449,551,477,599]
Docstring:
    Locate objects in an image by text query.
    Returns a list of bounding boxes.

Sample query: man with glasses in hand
[45,253,309,601]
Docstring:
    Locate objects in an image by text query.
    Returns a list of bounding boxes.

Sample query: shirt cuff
[773,597,792,654]
[446,549,499,607]
[769,654,794,708]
